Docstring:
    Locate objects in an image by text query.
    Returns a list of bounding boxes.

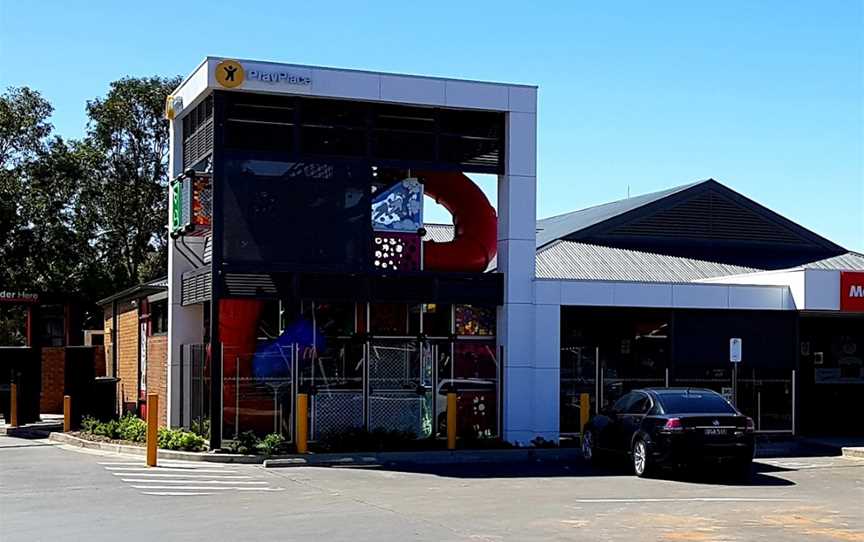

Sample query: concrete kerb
[45,432,584,467]
[842,447,864,459]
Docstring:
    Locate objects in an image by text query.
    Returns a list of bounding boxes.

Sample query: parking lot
[2,435,863,542]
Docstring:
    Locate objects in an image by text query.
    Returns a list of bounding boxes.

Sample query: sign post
[730,338,742,406]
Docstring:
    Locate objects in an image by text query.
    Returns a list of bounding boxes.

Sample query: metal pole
[234,356,239,438]
[732,362,738,407]
[665,367,670,388]
[757,391,762,431]
[595,346,601,414]
[791,369,797,435]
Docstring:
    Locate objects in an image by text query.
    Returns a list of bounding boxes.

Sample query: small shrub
[157,427,207,452]
[190,417,210,439]
[81,416,100,433]
[225,430,260,455]
[92,419,120,439]
[259,433,286,457]
[117,414,147,443]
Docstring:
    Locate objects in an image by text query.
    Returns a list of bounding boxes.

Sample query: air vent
[182,95,214,169]
[223,273,278,297]
[181,271,211,305]
[610,191,804,245]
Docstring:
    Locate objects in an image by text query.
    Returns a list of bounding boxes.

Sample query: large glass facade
[216,301,499,444]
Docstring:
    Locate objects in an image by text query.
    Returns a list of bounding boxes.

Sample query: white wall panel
[380,74,445,105]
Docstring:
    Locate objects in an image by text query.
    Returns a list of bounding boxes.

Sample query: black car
[582,388,755,478]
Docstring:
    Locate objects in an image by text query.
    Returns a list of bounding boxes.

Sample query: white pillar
[166,117,204,428]
[497,92,540,445]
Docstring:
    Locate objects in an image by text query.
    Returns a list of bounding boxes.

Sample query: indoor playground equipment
[216,171,498,435]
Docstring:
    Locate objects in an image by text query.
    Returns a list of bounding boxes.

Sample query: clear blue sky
[1,0,861,250]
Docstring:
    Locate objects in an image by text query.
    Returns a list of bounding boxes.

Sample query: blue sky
[1,0,861,250]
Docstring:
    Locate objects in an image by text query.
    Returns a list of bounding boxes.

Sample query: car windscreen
[657,393,737,414]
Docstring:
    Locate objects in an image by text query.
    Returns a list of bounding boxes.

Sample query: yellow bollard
[447,392,458,450]
[579,393,591,434]
[9,383,18,427]
[146,393,159,467]
[63,395,71,432]
[296,393,309,454]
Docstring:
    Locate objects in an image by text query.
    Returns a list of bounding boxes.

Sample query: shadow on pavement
[340,458,796,486]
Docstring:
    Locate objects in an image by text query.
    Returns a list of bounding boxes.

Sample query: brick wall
[116,302,139,409]
[40,347,66,413]
[146,335,168,426]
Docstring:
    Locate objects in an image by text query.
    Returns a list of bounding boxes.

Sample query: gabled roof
[535,180,845,258]
[800,251,864,271]
[535,182,701,248]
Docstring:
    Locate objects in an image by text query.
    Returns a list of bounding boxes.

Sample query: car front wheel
[632,438,653,477]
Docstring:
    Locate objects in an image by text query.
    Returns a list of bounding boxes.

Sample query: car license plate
[704,428,727,436]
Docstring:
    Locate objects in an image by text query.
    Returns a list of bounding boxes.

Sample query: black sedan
[582,388,755,478]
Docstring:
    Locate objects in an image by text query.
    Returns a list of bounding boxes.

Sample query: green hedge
[80,415,206,452]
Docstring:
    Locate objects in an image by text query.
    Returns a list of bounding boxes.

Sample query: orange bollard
[146,393,159,467]
[63,395,71,432]
[447,392,458,450]
[296,393,309,454]
[10,383,18,427]
[580,393,591,434]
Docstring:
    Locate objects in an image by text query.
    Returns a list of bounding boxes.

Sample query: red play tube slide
[218,299,269,433]
[419,171,498,273]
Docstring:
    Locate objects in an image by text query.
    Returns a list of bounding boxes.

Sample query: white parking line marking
[99,462,230,468]
[141,492,218,496]
[111,472,253,479]
[570,498,800,503]
[131,485,285,491]
[121,479,267,484]
[104,467,236,473]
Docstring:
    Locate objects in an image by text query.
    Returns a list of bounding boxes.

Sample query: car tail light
[744,417,755,433]
[662,418,683,432]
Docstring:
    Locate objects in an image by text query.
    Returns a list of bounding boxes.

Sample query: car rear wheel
[632,438,653,477]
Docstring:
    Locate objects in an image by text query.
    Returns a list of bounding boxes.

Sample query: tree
[80,75,181,288]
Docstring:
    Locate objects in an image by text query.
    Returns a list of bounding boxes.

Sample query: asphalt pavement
[2,434,863,541]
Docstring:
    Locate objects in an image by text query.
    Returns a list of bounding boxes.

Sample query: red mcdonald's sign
[840,272,864,312]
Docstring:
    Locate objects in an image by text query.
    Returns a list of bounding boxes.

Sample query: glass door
[560,345,597,435]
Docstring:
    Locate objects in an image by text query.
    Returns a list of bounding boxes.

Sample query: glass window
[612,393,634,413]
[39,304,65,346]
[150,300,168,335]
[658,392,736,414]
[455,305,496,336]
[625,393,651,415]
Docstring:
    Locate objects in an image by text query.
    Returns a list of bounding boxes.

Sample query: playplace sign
[840,271,864,312]
[215,59,312,89]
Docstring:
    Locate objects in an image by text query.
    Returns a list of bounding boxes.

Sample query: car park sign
[730,338,742,363]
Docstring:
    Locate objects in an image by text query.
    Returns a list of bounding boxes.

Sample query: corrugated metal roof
[800,251,864,271]
[535,241,758,282]
[534,182,703,248]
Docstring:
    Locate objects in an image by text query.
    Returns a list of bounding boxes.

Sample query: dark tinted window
[612,393,635,413]
[625,393,651,414]
[658,392,736,414]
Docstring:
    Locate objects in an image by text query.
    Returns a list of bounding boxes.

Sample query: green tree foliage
[0,76,180,337]
[79,76,181,287]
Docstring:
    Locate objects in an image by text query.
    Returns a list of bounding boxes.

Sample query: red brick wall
[40,347,66,413]
[146,335,168,426]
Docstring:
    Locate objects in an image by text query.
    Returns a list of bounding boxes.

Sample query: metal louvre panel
[610,191,804,244]
[203,235,212,264]
[181,271,211,305]
[223,273,278,297]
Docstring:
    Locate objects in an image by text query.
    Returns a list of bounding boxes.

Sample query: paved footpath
[2,434,863,541]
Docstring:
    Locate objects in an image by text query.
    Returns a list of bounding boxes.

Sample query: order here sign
[840,271,864,312]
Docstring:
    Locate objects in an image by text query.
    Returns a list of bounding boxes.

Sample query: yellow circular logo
[215,60,244,88]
